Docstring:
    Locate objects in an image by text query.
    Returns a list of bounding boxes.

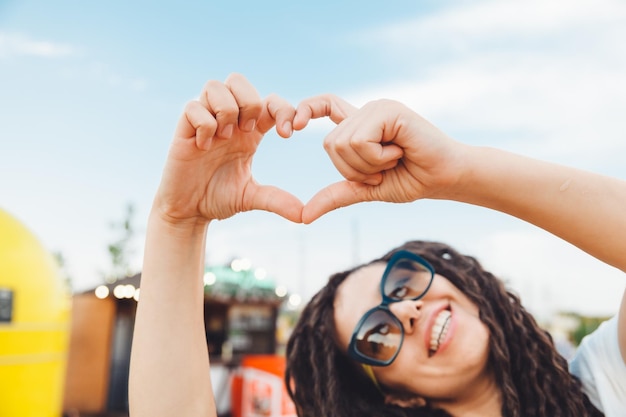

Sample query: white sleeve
[569,316,626,417]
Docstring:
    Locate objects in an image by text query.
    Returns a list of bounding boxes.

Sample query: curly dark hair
[284,240,603,417]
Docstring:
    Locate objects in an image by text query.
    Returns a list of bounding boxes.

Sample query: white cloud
[0,32,75,58]
[86,61,149,92]
[56,60,149,93]
[0,31,147,92]
[345,0,626,165]
[370,0,626,45]
[324,1,626,318]
[469,229,624,318]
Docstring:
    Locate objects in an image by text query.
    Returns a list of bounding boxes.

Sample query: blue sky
[1,0,625,317]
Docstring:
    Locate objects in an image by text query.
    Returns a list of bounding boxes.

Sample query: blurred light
[231,259,242,272]
[254,268,267,280]
[240,258,251,271]
[275,285,288,297]
[113,285,125,299]
[288,294,302,307]
[95,285,109,299]
[123,284,136,299]
[133,288,140,302]
[231,258,252,272]
[204,272,217,286]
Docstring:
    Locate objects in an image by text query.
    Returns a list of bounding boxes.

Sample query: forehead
[333,262,386,346]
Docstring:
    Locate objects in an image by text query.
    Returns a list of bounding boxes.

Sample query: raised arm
[129,74,301,417]
[297,96,626,361]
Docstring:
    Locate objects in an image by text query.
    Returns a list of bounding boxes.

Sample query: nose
[388,299,423,335]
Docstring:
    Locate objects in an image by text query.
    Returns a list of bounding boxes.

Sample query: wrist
[148,208,210,240]
[426,141,476,202]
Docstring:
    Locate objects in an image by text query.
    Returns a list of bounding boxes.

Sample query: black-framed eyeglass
[347,250,435,366]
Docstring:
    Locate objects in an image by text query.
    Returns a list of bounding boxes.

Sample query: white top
[569,316,626,416]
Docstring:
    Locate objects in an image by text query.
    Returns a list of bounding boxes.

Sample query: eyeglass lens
[355,309,402,362]
[354,258,432,362]
[384,258,432,301]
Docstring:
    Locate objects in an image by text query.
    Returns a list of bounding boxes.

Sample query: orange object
[231,355,296,417]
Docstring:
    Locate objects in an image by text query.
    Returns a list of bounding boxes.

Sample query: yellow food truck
[0,209,71,417]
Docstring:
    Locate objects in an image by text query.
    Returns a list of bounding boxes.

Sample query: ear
[384,391,427,408]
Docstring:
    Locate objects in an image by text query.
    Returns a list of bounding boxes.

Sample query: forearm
[454,146,626,272]
[129,212,215,417]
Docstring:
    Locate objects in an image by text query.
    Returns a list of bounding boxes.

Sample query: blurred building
[63,261,293,417]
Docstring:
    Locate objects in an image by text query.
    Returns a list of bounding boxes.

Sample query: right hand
[153,73,303,226]
[296,96,467,223]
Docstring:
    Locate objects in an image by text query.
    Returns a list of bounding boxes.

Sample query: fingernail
[283,121,292,136]
[244,119,256,132]
[221,124,234,138]
[364,177,382,186]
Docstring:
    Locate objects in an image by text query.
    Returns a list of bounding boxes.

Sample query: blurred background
[1,0,625,416]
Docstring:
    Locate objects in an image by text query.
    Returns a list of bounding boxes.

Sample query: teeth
[429,309,451,353]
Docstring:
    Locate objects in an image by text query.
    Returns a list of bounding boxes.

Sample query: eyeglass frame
[347,250,435,367]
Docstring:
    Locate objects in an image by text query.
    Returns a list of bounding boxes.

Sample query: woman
[286,240,619,416]
[129,74,626,417]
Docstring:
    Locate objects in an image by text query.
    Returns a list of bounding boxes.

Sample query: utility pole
[352,217,360,266]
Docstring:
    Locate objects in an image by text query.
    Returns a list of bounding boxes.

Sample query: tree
[571,315,608,346]
[103,203,137,283]
[52,250,73,292]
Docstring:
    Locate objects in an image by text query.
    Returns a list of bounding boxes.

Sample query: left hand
[294,95,465,224]
[154,73,304,225]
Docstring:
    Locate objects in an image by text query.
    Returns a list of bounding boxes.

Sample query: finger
[175,100,217,150]
[331,137,404,176]
[225,73,263,132]
[244,183,304,223]
[325,143,384,186]
[293,94,358,130]
[200,80,239,139]
[353,141,405,169]
[302,181,372,224]
[259,93,296,137]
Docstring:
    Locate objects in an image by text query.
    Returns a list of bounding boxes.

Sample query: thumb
[302,181,372,224]
[246,183,304,223]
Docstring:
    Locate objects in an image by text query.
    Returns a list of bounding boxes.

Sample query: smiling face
[334,261,497,405]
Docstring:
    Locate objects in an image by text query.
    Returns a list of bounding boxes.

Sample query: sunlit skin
[130,74,626,417]
[334,263,502,415]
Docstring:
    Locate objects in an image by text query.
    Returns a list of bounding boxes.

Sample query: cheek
[457,306,490,348]
[333,310,354,351]
[467,321,491,362]
[453,315,492,381]
[375,337,428,386]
